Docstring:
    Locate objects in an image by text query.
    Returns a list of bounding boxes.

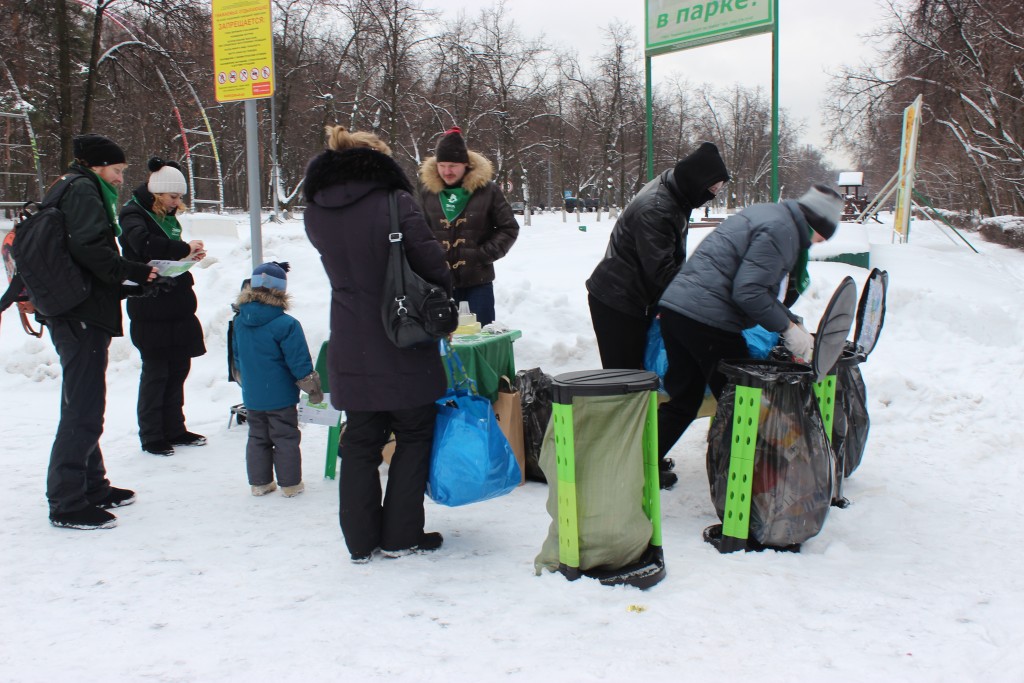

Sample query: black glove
[150,275,176,294]
[124,284,154,298]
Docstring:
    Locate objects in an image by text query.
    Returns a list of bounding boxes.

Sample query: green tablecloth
[315,332,522,402]
[449,330,522,401]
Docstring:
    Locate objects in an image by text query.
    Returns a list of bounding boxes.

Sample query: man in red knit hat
[417,127,519,325]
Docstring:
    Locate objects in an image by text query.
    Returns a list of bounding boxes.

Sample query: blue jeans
[454,283,495,326]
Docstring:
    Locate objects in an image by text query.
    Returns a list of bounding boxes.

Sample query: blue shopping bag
[428,341,520,507]
[644,317,668,394]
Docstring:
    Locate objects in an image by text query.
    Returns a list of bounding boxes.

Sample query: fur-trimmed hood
[237,286,290,311]
[418,150,494,194]
[303,147,414,207]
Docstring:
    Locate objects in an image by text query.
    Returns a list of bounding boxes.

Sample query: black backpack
[0,174,92,322]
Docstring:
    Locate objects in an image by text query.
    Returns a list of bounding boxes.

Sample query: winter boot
[381,532,444,558]
[142,440,174,456]
[281,482,305,498]
[50,507,117,530]
[94,487,136,510]
[251,482,277,496]
[170,431,207,447]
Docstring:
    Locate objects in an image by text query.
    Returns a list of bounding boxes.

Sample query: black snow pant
[245,406,302,487]
[137,356,191,445]
[657,309,751,459]
[45,319,113,515]
[588,294,651,371]
[338,404,435,556]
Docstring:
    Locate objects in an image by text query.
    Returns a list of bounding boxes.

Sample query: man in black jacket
[586,142,729,487]
[43,134,159,530]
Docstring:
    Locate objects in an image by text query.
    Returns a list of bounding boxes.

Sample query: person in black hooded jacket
[118,157,207,457]
[304,125,451,564]
[43,134,160,531]
[585,142,729,487]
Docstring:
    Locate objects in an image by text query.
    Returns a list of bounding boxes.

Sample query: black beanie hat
[673,142,730,209]
[73,134,126,167]
[435,127,469,164]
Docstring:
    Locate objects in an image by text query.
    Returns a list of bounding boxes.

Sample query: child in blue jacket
[231,262,322,497]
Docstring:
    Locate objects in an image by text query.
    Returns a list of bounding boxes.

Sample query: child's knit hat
[251,261,290,291]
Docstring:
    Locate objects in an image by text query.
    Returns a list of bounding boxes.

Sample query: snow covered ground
[2,207,1022,682]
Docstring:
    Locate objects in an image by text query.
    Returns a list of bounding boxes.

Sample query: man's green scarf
[93,172,122,236]
[439,187,471,222]
[791,227,812,294]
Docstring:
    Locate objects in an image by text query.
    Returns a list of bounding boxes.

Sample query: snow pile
[2,210,1023,682]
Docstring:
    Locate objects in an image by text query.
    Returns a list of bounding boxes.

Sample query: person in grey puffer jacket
[655,184,845,465]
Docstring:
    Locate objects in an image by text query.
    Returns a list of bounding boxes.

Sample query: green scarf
[93,171,122,236]
[439,187,471,222]
[132,197,182,240]
[791,227,812,294]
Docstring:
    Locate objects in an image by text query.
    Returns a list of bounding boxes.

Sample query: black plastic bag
[707,361,836,547]
[836,360,869,477]
[514,368,553,483]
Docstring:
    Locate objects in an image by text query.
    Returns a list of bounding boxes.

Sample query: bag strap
[440,338,477,395]
[387,191,408,315]
[40,172,88,211]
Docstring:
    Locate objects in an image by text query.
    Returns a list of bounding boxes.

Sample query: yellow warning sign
[212,0,275,102]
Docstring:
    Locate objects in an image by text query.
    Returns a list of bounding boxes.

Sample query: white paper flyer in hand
[123,259,196,285]
[149,259,196,277]
[297,392,343,427]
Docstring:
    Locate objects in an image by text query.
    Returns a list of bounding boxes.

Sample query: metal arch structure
[71,0,225,213]
[0,56,45,208]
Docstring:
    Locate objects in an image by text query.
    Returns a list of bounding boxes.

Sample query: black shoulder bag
[380,191,458,348]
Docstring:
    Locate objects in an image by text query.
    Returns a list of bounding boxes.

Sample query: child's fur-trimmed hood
[237,286,290,310]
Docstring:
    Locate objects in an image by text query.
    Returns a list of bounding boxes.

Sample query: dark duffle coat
[417,151,519,289]
[303,147,453,412]
[117,185,206,361]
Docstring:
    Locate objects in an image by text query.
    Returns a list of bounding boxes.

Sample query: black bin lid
[853,268,888,358]
[551,369,660,404]
[812,276,858,382]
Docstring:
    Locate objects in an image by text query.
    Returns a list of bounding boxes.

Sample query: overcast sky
[428,0,898,169]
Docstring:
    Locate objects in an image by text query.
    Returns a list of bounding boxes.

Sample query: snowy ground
[2,207,1022,682]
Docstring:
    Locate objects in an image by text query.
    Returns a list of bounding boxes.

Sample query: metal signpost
[644,0,779,199]
[211,0,275,268]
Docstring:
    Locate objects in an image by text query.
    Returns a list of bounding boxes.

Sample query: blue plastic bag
[643,317,668,394]
[741,325,780,359]
[428,341,521,506]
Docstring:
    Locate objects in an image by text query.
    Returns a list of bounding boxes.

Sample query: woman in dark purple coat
[304,126,453,563]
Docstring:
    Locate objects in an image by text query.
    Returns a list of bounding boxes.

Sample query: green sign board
[645,0,774,56]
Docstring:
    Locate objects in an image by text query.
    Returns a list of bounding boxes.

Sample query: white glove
[782,323,814,362]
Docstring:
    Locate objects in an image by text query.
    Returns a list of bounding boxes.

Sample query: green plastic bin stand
[550,369,665,589]
[812,375,837,444]
[719,384,762,553]
[315,340,345,480]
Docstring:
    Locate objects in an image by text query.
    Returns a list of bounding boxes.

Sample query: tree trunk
[80,0,107,135]
[55,0,74,168]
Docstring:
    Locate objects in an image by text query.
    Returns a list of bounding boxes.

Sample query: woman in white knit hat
[118,157,208,456]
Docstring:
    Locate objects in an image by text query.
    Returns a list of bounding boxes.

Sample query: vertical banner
[893,94,923,242]
[212,0,275,103]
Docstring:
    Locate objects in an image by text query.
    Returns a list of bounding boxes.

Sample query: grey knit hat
[797,184,845,239]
